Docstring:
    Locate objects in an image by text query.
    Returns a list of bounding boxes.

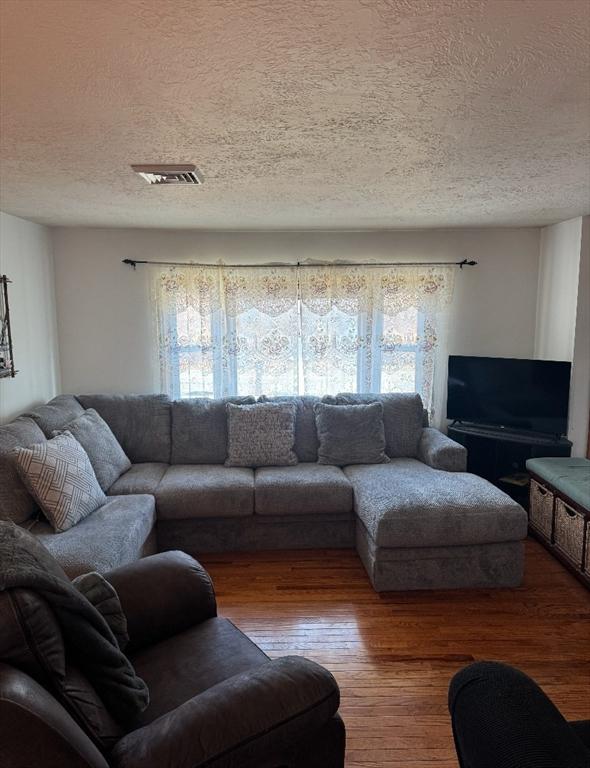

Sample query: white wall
[534,216,590,457]
[535,217,582,360]
[0,212,60,422]
[567,217,590,457]
[52,227,540,406]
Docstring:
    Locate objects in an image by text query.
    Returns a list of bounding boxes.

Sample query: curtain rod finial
[122,259,137,270]
[459,259,478,268]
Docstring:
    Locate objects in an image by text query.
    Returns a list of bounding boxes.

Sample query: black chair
[449,661,590,768]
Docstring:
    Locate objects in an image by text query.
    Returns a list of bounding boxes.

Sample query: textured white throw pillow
[14,432,106,532]
[225,402,298,467]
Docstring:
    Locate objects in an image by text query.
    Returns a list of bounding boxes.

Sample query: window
[154,263,454,419]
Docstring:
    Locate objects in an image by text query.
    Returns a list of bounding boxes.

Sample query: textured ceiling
[1,0,589,230]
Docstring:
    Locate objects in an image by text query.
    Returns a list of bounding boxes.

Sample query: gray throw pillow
[226,402,298,468]
[314,402,389,466]
[53,408,131,492]
[322,392,424,458]
[14,432,106,532]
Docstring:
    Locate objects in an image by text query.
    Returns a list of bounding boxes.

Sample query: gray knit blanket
[0,521,149,723]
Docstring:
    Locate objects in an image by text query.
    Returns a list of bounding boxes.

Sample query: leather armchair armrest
[111,656,340,768]
[0,663,109,768]
[106,550,217,652]
[418,427,467,472]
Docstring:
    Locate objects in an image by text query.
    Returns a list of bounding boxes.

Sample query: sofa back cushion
[24,395,86,437]
[53,409,131,492]
[258,395,321,462]
[77,394,171,463]
[0,417,46,524]
[323,392,424,458]
[171,396,255,464]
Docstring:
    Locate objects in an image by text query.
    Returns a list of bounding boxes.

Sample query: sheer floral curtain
[377,266,455,421]
[298,265,455,419]
[299,266,373,395]
[154,265,300,398]
[153,262,455,421]
[221,266,300,397]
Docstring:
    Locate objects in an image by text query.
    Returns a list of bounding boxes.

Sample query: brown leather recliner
[0,550,345,768]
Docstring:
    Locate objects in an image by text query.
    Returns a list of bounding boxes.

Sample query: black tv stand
[447,422,572,508]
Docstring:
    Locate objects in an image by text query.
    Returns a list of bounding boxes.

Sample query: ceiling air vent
[131,164,203,185]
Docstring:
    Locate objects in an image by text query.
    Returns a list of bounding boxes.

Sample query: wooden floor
[201,538,590,768]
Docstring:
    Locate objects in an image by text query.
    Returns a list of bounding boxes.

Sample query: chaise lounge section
[1,391,528,590]
[349,461,527,591]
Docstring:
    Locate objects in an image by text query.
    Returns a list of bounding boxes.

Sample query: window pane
[178,349,214,398]
[154,264,452,409]
[381,349,417,392]
[234,307,300,396]
[172,304,216,398]
[379,307,419,393]
[300,307,360,395]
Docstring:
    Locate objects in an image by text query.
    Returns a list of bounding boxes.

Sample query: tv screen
[447,356,571,436]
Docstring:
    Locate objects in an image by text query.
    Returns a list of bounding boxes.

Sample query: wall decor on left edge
[0,275,17,378]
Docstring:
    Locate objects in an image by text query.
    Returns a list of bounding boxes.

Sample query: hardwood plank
[200,538,590,766]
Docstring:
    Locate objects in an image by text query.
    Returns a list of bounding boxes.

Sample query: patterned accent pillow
[314,401,390,466]
[14,432,107,532]
[225,402,298,468]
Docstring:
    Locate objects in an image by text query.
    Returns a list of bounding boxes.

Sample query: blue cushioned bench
[526,457,590,588]
[526,458,590,511]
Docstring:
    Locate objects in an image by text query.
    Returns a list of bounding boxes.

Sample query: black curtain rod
[122,258,477,270]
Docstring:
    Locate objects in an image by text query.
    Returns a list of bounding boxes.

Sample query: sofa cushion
[323,392,424,458]
[171,396,255,465]
[156,465,254,520]
[258,395,320,462]
[345,459,528,548]
[54,409,131,492]
[31,494,156,577]
[24,395,85,437]
[254,464,352,516]
[226,402,297,468]
[76,394,171,463]
[314,401,389,466]
[0,417,46,524]
[14,433,107,533]
[107,462,168,495]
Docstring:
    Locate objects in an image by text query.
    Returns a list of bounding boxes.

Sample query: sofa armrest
[106,551,217,652]
[110,656,340,768]
[0,663,109,768]
[418,428,467,472]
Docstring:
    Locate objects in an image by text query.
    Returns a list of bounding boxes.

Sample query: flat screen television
[447,355,571,436]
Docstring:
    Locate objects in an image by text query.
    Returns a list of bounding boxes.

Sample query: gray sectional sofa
[0,392,528,590]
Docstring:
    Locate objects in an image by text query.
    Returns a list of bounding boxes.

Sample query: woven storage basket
[554,497,585,568]
[529,479,554,541]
